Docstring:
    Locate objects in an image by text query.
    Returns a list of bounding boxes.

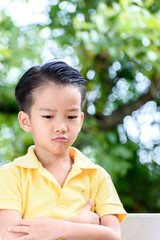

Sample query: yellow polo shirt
[0,146,127,223]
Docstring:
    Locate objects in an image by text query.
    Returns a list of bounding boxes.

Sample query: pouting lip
[53,136,68,141]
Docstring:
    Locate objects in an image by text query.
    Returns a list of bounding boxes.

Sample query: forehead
[32,83,82,110]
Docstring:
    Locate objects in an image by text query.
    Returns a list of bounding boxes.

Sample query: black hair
[15,60,86,113]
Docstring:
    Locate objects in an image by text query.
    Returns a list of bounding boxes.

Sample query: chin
[51,147,69,156]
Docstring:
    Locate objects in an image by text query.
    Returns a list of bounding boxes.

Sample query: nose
[54,120,67,133]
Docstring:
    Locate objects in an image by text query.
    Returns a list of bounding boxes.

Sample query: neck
[34,147,71,168]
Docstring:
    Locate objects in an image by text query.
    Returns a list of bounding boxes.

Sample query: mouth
[53,137,68,142]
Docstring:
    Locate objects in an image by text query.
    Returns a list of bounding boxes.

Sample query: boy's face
[18,83,84,158]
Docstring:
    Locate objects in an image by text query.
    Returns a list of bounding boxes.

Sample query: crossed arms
[0,199,121,240]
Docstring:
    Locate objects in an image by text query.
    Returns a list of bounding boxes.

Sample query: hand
[8,217,63,240]
[69,199,100,225]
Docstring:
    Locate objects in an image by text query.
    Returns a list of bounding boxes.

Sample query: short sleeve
[94,167,127,223]
[0,163,22,213]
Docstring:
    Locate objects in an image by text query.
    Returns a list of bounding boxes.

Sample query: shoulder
[0,161,21,180]
[0,161,19,172]
[0,150,30,179]
[97,166,110,178]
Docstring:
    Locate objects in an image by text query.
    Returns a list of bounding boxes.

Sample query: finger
[8,226,30,234]
[85,199,93,210]
[19,219,32,226]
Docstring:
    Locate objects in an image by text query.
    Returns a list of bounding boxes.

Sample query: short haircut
[15,60,86,113]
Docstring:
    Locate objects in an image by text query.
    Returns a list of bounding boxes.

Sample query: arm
[4,199,98,240]
[66,201,120,239]
[0,210,27,240]
[8,212,120,240]
[64,214,121,240]
[8,214,120,240]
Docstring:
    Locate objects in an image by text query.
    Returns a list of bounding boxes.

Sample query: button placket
[38,168,62,194]
[57,166,82,207]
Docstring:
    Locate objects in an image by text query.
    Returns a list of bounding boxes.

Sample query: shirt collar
[69,147,98,169]
[13,145,98,170]
[13,146,41,169]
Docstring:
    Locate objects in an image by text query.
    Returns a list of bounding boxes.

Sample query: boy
[0,60,127,240]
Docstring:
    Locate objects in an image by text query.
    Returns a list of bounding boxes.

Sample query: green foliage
[0,0,160,213]
[0,113,33,164]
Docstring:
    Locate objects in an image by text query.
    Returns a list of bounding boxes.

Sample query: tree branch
[97,90,154,131]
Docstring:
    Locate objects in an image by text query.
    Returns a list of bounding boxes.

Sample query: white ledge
[121,213,160,240]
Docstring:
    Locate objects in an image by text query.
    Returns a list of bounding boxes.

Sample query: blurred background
[0,0,160,213]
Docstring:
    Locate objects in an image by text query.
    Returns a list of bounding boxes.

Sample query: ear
[79,112,84,132]
[18,111,31,132]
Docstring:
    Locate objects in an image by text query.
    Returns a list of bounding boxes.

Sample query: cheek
[71,125,81,138]
[31,121,47,136]
[71,120,82,131]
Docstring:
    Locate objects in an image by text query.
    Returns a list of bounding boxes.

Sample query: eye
[42,115,54,119]
[68,116,78,119]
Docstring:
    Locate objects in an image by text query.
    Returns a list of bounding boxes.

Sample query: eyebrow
[68,108,80,112]
[39,107,80,112]
[39,108,57,112]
